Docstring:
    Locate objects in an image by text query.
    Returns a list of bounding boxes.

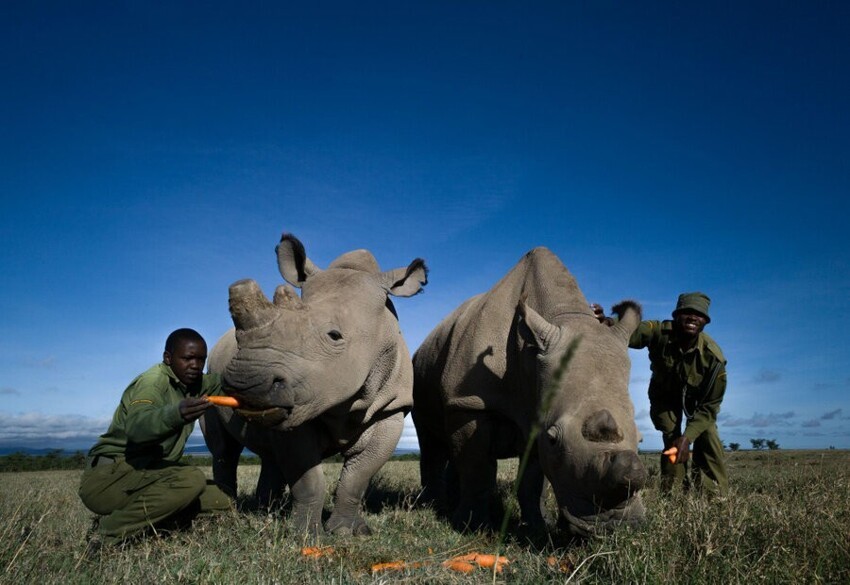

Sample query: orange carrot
[547,555,573,574]
[662,446,679,463]
[301,546,334,558]
[206,395,241,408]
[447,552,509,569]
[472,554,508,570]
[443,560,476,573]
[371,561,407,573]
[371,560,427,573]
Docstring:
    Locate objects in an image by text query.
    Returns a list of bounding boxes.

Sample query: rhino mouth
[558,493,646,537]
[234,406,291,427]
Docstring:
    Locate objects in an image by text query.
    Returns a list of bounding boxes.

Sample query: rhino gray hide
[203,233,427,536]
[411,247,646,536]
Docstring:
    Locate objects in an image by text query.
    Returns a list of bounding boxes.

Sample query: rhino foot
[287,513,324,539]
[325,514,372,536]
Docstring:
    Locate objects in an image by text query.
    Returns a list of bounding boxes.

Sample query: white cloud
[720,411,796,428]
[0,412,110,448]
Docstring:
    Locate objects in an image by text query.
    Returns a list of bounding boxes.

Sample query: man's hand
[671,436,691,463]
[590,303,606,322]
[179,397,213,422]
[590,303,615,325]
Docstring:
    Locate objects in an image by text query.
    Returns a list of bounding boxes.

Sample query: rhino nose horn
[581,409,624,443]
[229,279,276,330]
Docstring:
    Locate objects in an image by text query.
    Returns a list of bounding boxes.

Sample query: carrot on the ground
[371,561,407,573]
[547,555,573,574]
[443,560,476,573]
[471,554,509,570]
[206,395,241,408]
[301,546,334,558]
[447,552,509,569]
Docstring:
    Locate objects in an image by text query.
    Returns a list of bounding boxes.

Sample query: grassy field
[1,450,848,584]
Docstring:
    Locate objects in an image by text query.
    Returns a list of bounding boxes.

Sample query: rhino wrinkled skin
[203,233,427,536]
[411,247,646,536]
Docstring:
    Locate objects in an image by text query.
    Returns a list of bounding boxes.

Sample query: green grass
[1,450,848,584]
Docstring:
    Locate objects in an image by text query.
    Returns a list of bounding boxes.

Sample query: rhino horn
[272,284,304,310]
[581,409,624,443]
[229,279,278,330]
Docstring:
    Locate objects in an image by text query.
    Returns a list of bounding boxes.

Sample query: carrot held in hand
[206,395,241,408]
[662,446,678,464]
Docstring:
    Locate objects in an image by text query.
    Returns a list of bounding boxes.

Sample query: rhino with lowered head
[412,247,645,536]
[203,233,427,536]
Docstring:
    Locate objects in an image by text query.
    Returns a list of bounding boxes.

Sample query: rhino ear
[276,233,321,288]
[517,300,561,352]
[381,258,428,297]
[610,300,642,342]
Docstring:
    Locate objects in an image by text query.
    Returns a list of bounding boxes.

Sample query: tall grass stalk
[493,336,580,582]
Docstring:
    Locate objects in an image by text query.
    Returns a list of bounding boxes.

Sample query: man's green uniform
[630,319,729,495]
[79,363,232,543]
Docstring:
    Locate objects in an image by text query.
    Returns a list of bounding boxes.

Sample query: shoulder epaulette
[701,333,726,363]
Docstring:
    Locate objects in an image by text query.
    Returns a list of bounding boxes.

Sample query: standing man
[593,293,728,496]
[79,328,233,548]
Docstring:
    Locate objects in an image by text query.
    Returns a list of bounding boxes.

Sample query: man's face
[163,339,208,389]
[674,310,708,339]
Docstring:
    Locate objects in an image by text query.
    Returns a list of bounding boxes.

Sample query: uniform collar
[160,362,191,393]
[668,327,706,355]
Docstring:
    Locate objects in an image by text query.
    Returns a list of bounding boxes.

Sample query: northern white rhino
[202,233,427,536]
[412,247,646,536]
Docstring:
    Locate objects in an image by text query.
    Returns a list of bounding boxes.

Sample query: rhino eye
[327,329,343,341]
[546,425,560,447]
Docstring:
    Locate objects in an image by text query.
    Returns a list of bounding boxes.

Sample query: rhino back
[414,247,592,419]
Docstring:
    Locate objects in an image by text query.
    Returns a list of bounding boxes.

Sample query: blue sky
[1,2,848,454]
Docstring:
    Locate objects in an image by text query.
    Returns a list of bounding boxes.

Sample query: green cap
[672,292,711,323]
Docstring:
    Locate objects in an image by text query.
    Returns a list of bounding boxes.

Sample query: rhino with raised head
[203,233,427,536]
[411,247,645,536]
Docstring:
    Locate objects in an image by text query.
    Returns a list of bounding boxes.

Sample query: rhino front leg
[275,425,326,537]
[200,408,243,499]
[412,407,452,509]
[325,411,405,536]
[256,457,287,509]
[447,412,497,531]
[516,453,546,531]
